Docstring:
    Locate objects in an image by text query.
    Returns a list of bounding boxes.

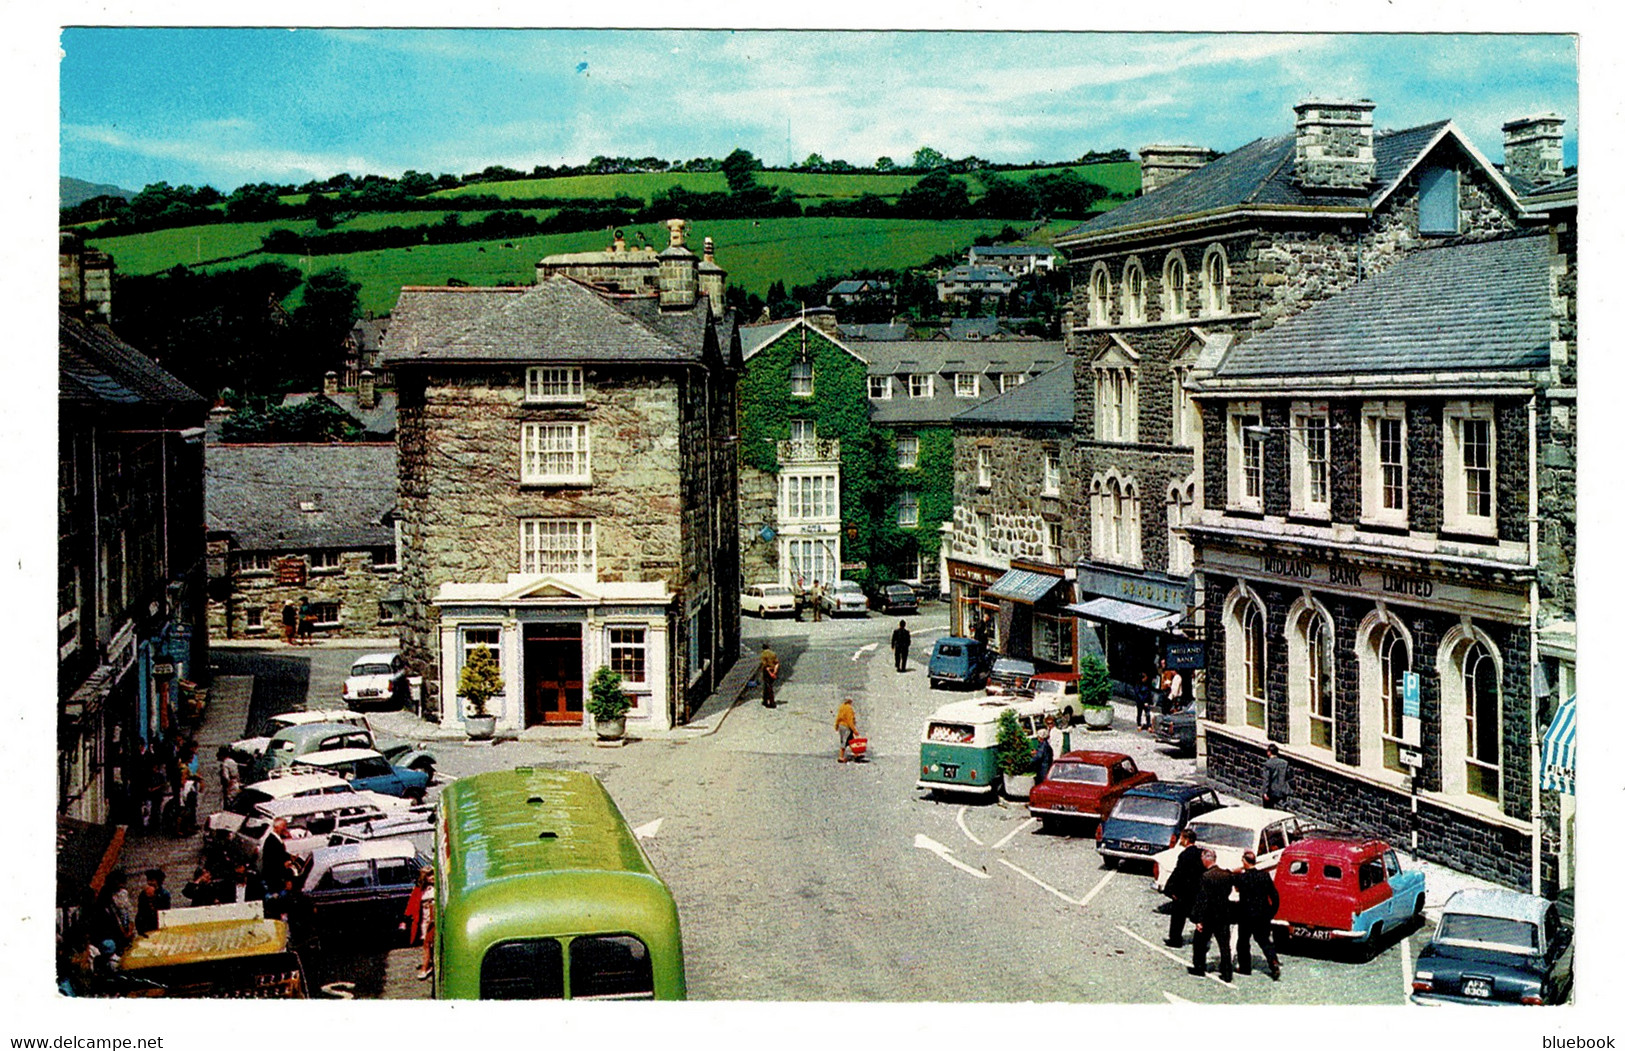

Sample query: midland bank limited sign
[1205,548,1528,619]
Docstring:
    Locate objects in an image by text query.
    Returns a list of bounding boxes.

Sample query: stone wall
[738,463,782,584]
[208,550,399,640]
[953,425,1072,564]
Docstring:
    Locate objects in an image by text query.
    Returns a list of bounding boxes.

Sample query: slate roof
[953,362,1074,426]
[1211,235,1552,379]
[969,244,1057,258]
[828,279,891,295]
[383,276,717,366]
[839,322,912,342]
[206,443,397,551]
[1062,121,1454,241]
[940,264,1017,285]
[59,311,207,408]
[738,318,869,364]
[866,341,1066,425]
[281,390,399,437]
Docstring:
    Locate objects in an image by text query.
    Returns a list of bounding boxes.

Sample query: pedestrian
[1167,665,1185,714]
[810,580,824,622]
[297,596,314,644]
[1164,828,1204,947]
[1234,850,1282,980]
[758,643,780,708]
[835,698,858,763]
[216,745,241,811]
[794,575,807,621]
[891,618,912,672]
[404,868,436,980]
[1189,849,1235,982]
[281,600,298,645]
[141,752,167,831]
[1054,708,1073,754]
[1262,743,1292,809]
[222,860,267,904]
[134,869,171,935]
[1135,671,1154,730]
[1158,658,1178,716]
[96,870,135,951]
[172,767,200,836]
[1032,727,1054,785]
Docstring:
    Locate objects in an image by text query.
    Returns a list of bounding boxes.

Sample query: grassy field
[88,219,318,273]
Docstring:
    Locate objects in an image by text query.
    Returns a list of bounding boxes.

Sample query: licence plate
[358,689,381,697]
[942,764,959,779]
[1291,926,1335,941]
[1462,978,1493,999]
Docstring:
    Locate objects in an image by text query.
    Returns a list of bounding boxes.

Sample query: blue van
[928,637,991,690]
[1094,781,1224,868]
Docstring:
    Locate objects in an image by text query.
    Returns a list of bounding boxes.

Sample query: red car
[1027,751,1157,832]
[1272,833,1427,950]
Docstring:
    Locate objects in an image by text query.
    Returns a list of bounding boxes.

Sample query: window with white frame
[237,552,274,574]
[909,373,934,398]
[954,372,979,398]
[1162,251,1189,320]
[525,366,585,402]
[1226,404,1264,512]
[1227,591,1268,731]
[608,626,647,686]
[999,373,1024,392]
[790,360,814,396]
[310,550,342,572]
[1088,264,1112,326]
[1360,402,1407,527]
[521,422,591,484]
[1289,602,1335,750]
[976,447,992,488]
[1439,627,1503,805]
[461,626,502,680]
[1089,473,1141,566]
[1170,366,1197,446]
[1121,258,1147,323]
[310,601,341,626]
[897,490,919,528]
[1093,367,1138,442]
[785,537,837,587]
[1042,453,1061,496]
[896,434,918,469]
[520,518,596,575]
[245,607,263,630]
[1045,521,1063,562]
[782,473,839,520]
[1290,402,1331,518]
[1359,618,1412,774]
[789,418,816,443]
[1444,401,1496,536]
[868,375,892,399]
[1200,244,1230,317]
[1166,484,1194,577]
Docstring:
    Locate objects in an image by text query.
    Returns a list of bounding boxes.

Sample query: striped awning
[1065,597,1184,633]
[1539,694,1576,795]
[985,569,1065,604]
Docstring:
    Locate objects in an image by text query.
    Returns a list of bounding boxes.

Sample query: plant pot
[1002,772,1035,800]
[1081,706,1113,730]
[465,714,497,740]
[594,716,626,741]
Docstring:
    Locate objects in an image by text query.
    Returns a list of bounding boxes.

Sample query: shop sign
[1203,548,1526,618]
[1074,566,1191,613]
[947,559,1006,588]
[276,557,307,586]
[1164,640,1206,670]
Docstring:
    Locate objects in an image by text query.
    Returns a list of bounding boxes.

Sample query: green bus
[434,767,686,1000]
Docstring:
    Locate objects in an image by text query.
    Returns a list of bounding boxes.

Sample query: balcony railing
[777,438,841,464]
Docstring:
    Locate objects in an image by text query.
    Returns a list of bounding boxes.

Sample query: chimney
[1138,145,1214,194]
[804,306,838,336]
[697,235,727,318]
[59,232,83,311]
[81,250,114,324]
[1293,98,1377,191]
[1502,113,1566,186]
[323,370,340,396]
[657,218,698,311]
[358,369,377,410]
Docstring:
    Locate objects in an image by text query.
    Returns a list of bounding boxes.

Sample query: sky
[59,28,1579,193]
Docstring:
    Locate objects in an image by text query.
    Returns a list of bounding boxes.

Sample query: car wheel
[929,678,942,689]
[409,757,435,776]
[1101,855,1119,870]
[1361,923,1384,962]
[1409,893,1426,930]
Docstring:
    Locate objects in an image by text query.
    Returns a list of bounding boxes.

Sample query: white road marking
[955,806,984,846]
[997,858,1085,905]
[852,642,879,661]
[1401,930,1414,1003]
[1117,924,1238,992]
[1077,868,1118,907]
[1162,991,1193,1004]
[991,817,1036,850]
[633,818,663,839]
[914,834,991,879]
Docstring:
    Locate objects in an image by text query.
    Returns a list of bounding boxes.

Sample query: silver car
[820,579,869,617]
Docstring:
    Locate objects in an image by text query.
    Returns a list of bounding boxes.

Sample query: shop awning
[1540,694,1576,795]
[985,569,1066,604]
[1065,597,1184,633]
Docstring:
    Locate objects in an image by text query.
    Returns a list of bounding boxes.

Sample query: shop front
[945,558,1006,649]
[1065,565,1193,691]
[982,561,1075,670]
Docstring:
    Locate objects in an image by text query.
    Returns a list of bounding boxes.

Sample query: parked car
[1029,672,1079,706]
[296,839,428,931]
[1273,833,1426,950]
[342,652,412,709]
[820,579,869,617]
[985,657,1037,698]
[1154,707,1197,755]
[740,583,798,618]
[324,808,438,858]
[1027,751,1157,831]
[1095,782,1225,868]
[928,637,992,690]
[1412,889,1573,1005]
[289,748,432,801]
[868,582,920,616]
[1151,806,1307,892]
[204,772,358,840]
[228,709,374,767]
[226,791,412,869]
[253,721,436,783]
[915,696,1061,797]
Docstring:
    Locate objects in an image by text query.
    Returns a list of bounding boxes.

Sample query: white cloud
[62,123,376,181]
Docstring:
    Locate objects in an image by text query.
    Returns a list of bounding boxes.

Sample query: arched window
[1463,642,1501,800]
[1242,601,1267,730]
[1304,610,1335,749]
[1091,472,1140,566]
[1162,251,1189,320]
[1166,480,1195,577]
[1225,587,1269,732]
[1200,244,1230,317]
[1379,626,1409,770]
[1088,264,1113,327]
[1358,612,1413,775]
[1121,258,1147,323]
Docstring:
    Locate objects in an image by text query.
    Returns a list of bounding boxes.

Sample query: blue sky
[59,29,1578,192]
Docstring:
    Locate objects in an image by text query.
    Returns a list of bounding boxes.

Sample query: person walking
[134,869,171,936]
[1262,743,1292,808]
[758,643,780,708]
[1032,727,1054,785]
[1167,665,1185,714]
[810,580,824,622]
[891,619,912,672]
[1189,850,1236,982]
[1135,671,1154,730]
[1234,850,1282,980]
[297,596,314,645]
[835,698,858,763]
[281,601,298,645]
[216,745,241,811]
[404,869,436,980]
[1164,828,1204,947]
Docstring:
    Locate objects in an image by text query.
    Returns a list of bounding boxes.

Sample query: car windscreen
[1437,914,1539,951]
[926,722,975,744]
[266,740,295,757]
[1190,822,1259,849]
[350,664,393,677]
[761,587,791,596]
[1047,763,1108,785]
[1110,796,1182,823]
[239,817,272,840]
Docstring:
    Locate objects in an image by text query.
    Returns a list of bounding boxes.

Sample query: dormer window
[526,366,585,403]
[868,375,892,399]
[954,372,980,398]
[1418,166,1460,236]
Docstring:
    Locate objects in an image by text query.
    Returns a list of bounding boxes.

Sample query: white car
[1150,805,1307,892]
[741,583,797,618]
[229,709,374,765]
[204,772,358,839]
[820,580,869,617]
[342,653,411,709]
[226,791,412,867]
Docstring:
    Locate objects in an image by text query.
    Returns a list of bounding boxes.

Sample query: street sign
[1402,671,1422,746]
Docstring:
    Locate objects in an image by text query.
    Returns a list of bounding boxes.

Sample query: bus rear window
[927,722,975,744]
[570,934,654,999]
[481,938,564,999]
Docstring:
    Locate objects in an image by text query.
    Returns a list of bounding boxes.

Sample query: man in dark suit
[1234,850,1281,980]
[1164,828,1204,947]
[1189,849,1235,982]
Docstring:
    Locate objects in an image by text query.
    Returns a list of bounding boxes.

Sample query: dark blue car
[1095,781,1223,868]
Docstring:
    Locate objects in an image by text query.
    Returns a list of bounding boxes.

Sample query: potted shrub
[458,644,503,740]
[1078,655,1114,729]
[588,665,633,744]
[995,707,1036,800]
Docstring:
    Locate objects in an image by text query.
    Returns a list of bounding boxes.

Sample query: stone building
[204,443,400,640]
[58,234,209,825]
[383,221,740,734]
[943,363,1077,665]
[966,243,1059,275]
[936,264,1017,304]
[281,367,398,440]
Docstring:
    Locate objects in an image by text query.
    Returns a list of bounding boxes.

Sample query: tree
[874,156,896,171]
[720,148,762,194]
[293,267,362,362]
[897,169,970,219]
[910,146,948,170]
[220,396,365,443]
[800,152,827,172]
[457,645,504,717]
[1030,169,1108,216]
[977,173,1041,219]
